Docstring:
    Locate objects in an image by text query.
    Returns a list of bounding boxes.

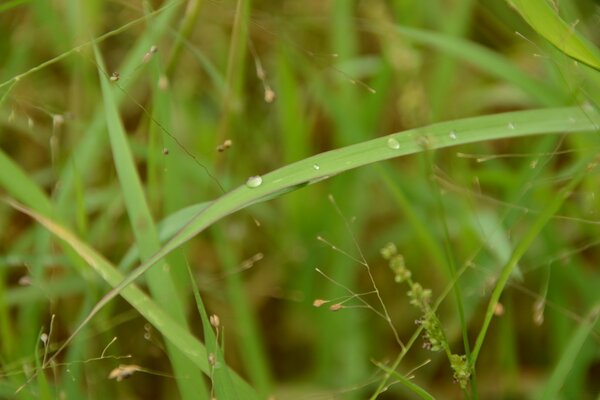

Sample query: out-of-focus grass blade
[387,25,567,106]
[510,0,600,71]
[470,154,595,369]
[3,198,260,400]
[0,149,52,216]
[538,305,600,400]
[187,264,240,400]
[0,0,30,13]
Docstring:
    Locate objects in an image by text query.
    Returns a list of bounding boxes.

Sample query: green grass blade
[538,305,600,400]
[212,227,272,396]
[94,44,208,399]
[53,0,183,216]
[118,202,210,271]
[187,264,240,400]
[470,155,595,367]
[373,361,436,400]
[0,149,52,216]
[75,106,600,344]
[510,0,600,71]
[4,198,260,400]
[386,25,568,106]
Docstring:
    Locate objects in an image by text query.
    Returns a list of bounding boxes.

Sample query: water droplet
[507,122,515,130]
[246,175,263,188]
[313,164,320,170]
[449,130,457,140]
[387,137,400,149]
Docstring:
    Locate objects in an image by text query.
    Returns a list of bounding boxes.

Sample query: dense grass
[2,1,600,399]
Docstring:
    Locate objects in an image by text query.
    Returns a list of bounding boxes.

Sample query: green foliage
[2,1,600,399]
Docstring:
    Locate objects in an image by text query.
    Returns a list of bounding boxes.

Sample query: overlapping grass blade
[3,198,260,400]
[187,264,240,400]
[510,0,600,71]
[83,107,600,319]
[369,24,568,106]
[94,44,208,399]
[470,155,596,367]
[374,361,435,400]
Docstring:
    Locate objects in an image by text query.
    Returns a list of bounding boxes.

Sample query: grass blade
[510,0,600,71]
[187,264,240,400]
[4,198,260,399]
[538,305,600,400]
[94,44,208,399]
[64,107,600,359]
[373,361,436,400]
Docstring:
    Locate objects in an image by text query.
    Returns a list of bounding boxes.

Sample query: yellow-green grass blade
[94,44,208,399]
[4,198,260,400]
[510,0,600,71]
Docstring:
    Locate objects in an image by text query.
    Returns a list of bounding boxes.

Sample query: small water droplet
[387,137,400,149]
[507,122,515,130]
[449,130,457,140]
[313,164,320,170]
[246,175,263,188]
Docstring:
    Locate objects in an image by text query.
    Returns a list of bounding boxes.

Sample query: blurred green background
[2,0,600,399]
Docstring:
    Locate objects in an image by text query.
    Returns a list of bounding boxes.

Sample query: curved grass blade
[4,198,260,399]
[8,105,598,396]
[63,106,600,369]
[510,0,600,71]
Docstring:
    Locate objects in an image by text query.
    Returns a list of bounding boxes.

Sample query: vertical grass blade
[94,44,208,399]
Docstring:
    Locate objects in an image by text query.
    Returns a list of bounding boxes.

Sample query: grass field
[2,0,600,399]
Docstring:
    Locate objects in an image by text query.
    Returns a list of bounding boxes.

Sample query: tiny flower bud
[313,299,327,307]
[209,314,220,329]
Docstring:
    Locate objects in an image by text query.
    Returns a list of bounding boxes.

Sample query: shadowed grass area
[2,1,600,399]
